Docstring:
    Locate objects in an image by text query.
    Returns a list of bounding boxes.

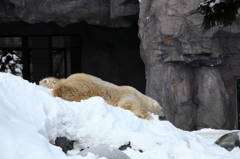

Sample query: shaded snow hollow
[0,73,240,159]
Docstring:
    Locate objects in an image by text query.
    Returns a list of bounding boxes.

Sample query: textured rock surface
[55,137,74,153]
[0,0,139,27]
[139,0,240,130]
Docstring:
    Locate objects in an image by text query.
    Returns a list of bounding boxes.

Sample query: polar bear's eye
[44,80,48,85]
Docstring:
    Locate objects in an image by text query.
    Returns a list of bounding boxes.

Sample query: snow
[78,146,131,159]
[0,72,240,159]
[1,55,7,62]
[0,51,23,77]
[210,0,221,8]
[199,0,225,13]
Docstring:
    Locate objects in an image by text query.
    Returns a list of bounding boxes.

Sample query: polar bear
[39,73,164,119]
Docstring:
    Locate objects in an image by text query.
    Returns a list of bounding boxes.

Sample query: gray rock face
[0,0,139,27]
[215,131,240,151]
[55,137,74,153]
[139,0,240,130]
[195,67,230,129]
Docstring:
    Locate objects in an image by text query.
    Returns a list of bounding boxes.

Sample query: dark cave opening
[0,21,146,93]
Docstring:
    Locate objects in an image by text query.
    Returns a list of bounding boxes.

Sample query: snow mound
[0,73,240,159]
[78,146,130,159]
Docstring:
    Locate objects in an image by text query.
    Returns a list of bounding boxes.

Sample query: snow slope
[0,72,240,159]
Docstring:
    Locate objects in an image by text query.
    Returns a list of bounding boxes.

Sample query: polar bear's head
[151,99,165,120]
[39,77,60,89]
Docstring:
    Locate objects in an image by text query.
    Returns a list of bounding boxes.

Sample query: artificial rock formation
[139,0,240,130]
[0,0,139,27]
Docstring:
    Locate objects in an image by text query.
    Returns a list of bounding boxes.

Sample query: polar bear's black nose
[159,116,166,120]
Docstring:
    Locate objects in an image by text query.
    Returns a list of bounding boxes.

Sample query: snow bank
[0,72,240,159]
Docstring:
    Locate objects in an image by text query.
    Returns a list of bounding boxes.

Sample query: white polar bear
[39,73,164,119]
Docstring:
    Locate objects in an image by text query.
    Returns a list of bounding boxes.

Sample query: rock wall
[139,0,240,130]
[0,0,139,27]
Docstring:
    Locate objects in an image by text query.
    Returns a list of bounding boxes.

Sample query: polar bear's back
[67,74,163,116]
[59,73,121,104]
[67,73,118,89]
